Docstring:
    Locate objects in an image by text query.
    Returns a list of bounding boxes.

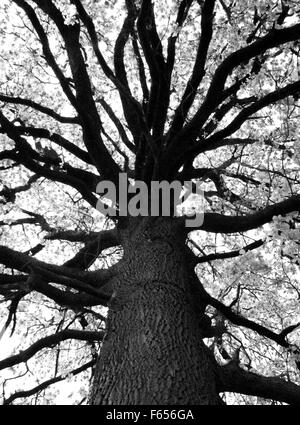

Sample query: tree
[1,0,300,405]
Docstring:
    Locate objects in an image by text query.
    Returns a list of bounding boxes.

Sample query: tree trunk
[89,217,222,405]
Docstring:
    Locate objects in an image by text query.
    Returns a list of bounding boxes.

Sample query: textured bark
[89,217,222,405]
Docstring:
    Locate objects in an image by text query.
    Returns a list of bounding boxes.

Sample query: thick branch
[183,195,300,234]
[0,94,79,124]
[196,239,264,264]
[218,361,300,405]
[30,278,108,308]
[113,0,143,140]
[206,293,289,347]
[182,22,300,141]
[14,125,92,165]
[0,175,39,204]
[198,79,300,153]
[0,245,116,301]
[72,0,145,143]
[45,228,119,246]
[0,114,98,207]
[0,228,119,308]
[137,0,169,138]
[167,0,193,78]
[30,0,121,183]
[13,0,77,108]
[168,0,216,137]
[3,359,95,405]
[97,97,135,153]
[0,330,103,371]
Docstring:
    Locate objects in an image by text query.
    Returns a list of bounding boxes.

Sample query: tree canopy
[1,0,300,405]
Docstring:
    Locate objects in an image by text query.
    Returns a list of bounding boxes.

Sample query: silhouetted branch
[196,239,264,264]
[0,94,79,124]
[218,361,300,404]
[183,195,300,234]
[0,330,103,372]
[3,359,95,405]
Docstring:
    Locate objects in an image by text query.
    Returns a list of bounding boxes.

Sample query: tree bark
[89,217,222,405]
